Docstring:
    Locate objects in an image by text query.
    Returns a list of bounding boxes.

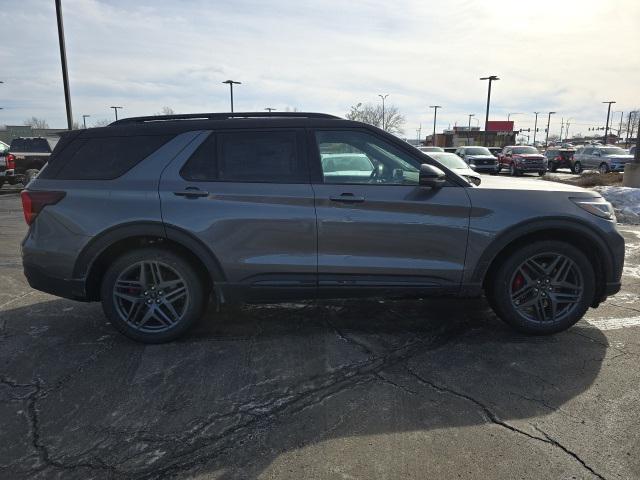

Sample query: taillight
[6,154,15,169]
[20,191,66,225]
[555,156,562,161]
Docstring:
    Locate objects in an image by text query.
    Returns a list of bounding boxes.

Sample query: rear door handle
[173,187,209,198]
[330,193,365,203]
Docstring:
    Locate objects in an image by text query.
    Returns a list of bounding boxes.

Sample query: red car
[497,145,547,176]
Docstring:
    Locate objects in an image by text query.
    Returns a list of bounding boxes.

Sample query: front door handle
[174,187,209,198]
[330,193,365,203]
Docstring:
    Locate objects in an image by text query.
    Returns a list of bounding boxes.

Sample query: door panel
[159,130,317,297]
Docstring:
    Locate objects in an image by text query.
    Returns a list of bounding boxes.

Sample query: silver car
[573,145,633,173]
[20,112,624,343]
[426,152,481,185]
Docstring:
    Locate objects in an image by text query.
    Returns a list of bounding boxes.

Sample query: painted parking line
[586,316,640,331]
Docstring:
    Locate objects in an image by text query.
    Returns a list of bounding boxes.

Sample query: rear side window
[53,135,171,180]
[181,130,307,183]
[10,138,52,153]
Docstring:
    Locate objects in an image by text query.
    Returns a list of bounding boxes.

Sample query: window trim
[178,128,311,185]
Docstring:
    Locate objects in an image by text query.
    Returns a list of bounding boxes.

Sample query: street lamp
[429,105,441,146]
[480,75,499,145]
[602,101,616,145]
[545,111,556,148]
[467,114,475,145]
[82,114,90,128]
[564,118,573,142]
[378,94,389,131]
[507,112,522,121]
[110,106,123,121]
[264,107,276,112]
[55,0,73,130]
[533,112,540,145]
[222,80,241,113]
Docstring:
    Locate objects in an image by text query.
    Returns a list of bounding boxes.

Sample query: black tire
[101,247,207,343]
[538,171,546,177]
[509,163,518,176]
[488,240,595,335]
[548,162,557,173]
[0,180,4,189]
[599,163,610,174]
[571,161,582,174]
[495,165,501,174]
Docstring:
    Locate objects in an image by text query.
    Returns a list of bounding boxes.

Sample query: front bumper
[473,165,498,173]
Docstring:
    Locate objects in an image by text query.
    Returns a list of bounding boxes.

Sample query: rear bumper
[23,262,88,301]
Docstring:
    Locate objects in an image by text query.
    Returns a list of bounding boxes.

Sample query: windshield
[321,154,373,172]
[9,138,53,153]
[512,146,539,154]
[600,147,627,155]
[429,152,469,169]
[465,147,491,155]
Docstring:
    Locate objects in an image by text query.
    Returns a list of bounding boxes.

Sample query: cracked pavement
[1,193,639,479]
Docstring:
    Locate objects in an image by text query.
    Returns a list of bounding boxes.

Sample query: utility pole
[378,94,389,131]
[602,101,616,145]
[565,118,573,142]
[222,80,241,113]
[625,112,637,148]
[559,117,564,142]
[480,75,499,146]
[82,114,90,128]
[533,112,540,145]
[545,111,556,148]
[618,111,624,139]
[467,114,475,146]
[55,0,73,130]
[264,107,276,112]
[110,106,123,121]
[429,105,441,146]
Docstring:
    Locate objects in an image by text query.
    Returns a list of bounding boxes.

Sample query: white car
[426,152,481,185]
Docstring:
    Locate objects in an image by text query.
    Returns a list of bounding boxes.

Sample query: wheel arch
[475,218,614,306]
[74,222,226,301]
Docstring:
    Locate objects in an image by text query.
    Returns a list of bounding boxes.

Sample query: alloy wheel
[112,261,190,333]
[509,252,583,324]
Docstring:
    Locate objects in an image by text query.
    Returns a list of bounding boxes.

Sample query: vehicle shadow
[0,296,608,479]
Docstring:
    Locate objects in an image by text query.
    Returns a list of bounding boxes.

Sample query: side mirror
[419,164,446,189]
[466,175,481,186]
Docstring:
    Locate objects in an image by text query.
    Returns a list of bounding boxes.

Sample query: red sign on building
[485,120,514,132]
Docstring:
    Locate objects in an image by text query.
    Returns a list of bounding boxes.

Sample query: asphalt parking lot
[1,192,640,480]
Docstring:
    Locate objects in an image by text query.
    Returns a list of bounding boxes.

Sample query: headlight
[469,164,477,169]
[570,197,615,221]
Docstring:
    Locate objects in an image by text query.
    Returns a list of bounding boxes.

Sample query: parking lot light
[467,113,475,145]
[223,80,241,113]
[82,114,90,128]
[545,112,556,148]
[429,105,442,146]
[602,101,616,145]
[480,75,499,146]
[378,94,389,131]
[110,106,123,121]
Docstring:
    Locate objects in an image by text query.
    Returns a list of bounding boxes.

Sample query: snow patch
[593,186,640,224]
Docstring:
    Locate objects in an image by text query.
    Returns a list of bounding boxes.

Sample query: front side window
[315,130,419,185]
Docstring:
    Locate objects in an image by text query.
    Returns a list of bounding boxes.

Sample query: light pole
[625,111,638,148]
[264,107,276,112]
[222,80,241,113]
[480,75,499,146]
[416,123,422,145]
[467,114,475,145]
[429,105,441,146]
[378,94,389,131]
[55,0,73,130]
[564,118,573,142]
[545,111,556,148]
[533,112,540,145]
[110,106,123,121]
[82,114,90,128]
[602,101,616,145]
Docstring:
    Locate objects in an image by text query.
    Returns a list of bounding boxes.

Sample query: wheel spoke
[153,305,174,326]
[149,262,163,285]
[524,259,546,279]
[165,286,187,304]
[126,300,145,323]
[550,291,580,304]
[114,291,142,304]
[137,306,155,327]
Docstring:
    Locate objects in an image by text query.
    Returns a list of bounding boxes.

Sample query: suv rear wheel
[488,240,595,335]
[100,248,206,343]
[572,161,582,174]
[599,163,610,174]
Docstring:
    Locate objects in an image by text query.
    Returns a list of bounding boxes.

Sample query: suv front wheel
[101,248,206,343]
[488,240,595,335]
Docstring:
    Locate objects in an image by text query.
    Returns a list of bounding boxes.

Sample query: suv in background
[573,145,634,174]
[498,145,547,176]
[454,146,498,174]
[21,112,624,343]
[544,147,579,173]
[2,137,58,187]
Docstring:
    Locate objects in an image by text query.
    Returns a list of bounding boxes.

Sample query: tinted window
[9,138,54,153]
[465,147,491,155]
[512,146,539,154]
[315,130,419,185]
[217,131,304,182]
[54,135,171,180]
[599,147,627,155]
[180,134,217,181]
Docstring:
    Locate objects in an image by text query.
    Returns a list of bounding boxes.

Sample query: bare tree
[24,117,49,129]
[345,102,405,134]
[156,106,175,116]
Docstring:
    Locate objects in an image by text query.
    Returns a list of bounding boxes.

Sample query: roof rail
[110,112,341,126]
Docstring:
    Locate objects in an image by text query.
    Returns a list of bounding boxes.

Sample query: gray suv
[573,145,634,173]
[21,112,624,343]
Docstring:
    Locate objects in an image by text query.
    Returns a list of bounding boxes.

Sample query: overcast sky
[1,0,638,138]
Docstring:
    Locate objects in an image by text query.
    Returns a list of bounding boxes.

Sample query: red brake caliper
[512,272,524,292]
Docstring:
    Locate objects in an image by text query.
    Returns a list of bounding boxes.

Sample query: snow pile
[593,186,640,224]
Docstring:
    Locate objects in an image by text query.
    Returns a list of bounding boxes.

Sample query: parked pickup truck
[0,137,58,187]
[497,145,547,176]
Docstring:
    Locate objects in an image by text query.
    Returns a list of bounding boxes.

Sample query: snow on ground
[593,186,640,225]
